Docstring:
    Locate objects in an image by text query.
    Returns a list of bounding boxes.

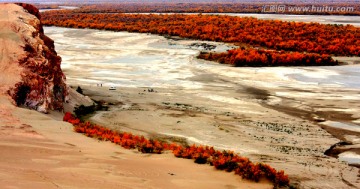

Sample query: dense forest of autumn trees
[198,48,338,67]
[42,12,360,58]
[36,3,360,15]
[64,112,290,187]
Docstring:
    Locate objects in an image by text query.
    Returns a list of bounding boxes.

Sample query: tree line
[42,11,360,57]
[42,11,360,66]
[37,3,360,15]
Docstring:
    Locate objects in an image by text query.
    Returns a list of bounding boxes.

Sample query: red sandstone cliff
[0,3,67,113]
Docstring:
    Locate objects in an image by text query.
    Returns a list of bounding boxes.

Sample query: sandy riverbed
[41,26,360,188]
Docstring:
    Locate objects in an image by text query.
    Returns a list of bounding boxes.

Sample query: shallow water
[212,13,360,27]
[125,13,360,27]
[39,6,78,12]
[287,65,360,89]
[45,27,235,89]
[339,152,360,165]
[45,26,360,91]
[322,121,360,133]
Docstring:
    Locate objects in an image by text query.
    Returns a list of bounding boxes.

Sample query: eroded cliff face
[0,3,67,113]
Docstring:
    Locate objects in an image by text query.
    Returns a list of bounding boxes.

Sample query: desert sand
[0,4,25,94]
[0,95,273,189]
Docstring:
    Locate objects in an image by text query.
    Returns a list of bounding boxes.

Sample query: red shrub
[198,48,338,67]
[63,112,289,187]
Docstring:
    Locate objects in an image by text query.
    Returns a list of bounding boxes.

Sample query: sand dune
[0,96,272,189]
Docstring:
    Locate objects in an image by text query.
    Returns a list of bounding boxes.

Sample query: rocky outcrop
[0,3,67,113]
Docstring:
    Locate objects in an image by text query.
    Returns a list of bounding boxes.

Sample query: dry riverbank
[77,80,359,188]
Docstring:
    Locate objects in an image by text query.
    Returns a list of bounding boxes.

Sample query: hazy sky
[0,0,357,3]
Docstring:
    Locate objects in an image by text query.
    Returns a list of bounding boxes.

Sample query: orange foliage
[37,3,360,15]
[41,12,360,56]
[198,48,338,67]
[63,112,290,187]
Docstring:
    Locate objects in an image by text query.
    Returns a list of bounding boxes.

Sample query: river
[43,16,360,187]
[45,25,360,154]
